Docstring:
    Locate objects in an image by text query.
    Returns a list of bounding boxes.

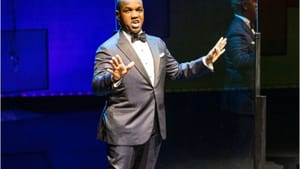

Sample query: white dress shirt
[123,31,155,86]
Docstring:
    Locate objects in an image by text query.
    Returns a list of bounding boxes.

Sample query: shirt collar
[122,30,144,43]
[234,14,251,29]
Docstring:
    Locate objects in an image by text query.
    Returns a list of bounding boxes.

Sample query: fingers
[215,37,224,48]
[209,37,227,63]
[106,68,113,74]
[213,48,226,63]
[126,61,135,70]
[206,37,227,64]
[214,37,227,51]
[219,48,226,56]
[110,54,122,69]
[111,54,128,67]
[218,37,227,49]
[115,54,124,66]
[109,54,135,72]
[110,57,118,69]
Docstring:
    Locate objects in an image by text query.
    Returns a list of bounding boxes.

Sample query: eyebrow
[122,6,143,11]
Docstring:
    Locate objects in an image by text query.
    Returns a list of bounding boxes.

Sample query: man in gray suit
[92,0,227,168]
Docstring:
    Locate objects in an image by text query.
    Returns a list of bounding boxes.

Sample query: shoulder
[226,18,248,36]
[100,32,120,48]
[146,33,163,42]
[229,17,244,29]
[146,33,166,47]
[96,32,119,53]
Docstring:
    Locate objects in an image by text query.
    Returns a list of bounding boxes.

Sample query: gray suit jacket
[92,31,211,145]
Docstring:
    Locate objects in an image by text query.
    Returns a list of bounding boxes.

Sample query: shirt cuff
[112,78,122,88]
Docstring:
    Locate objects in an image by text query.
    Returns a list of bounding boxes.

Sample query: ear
[116,10,120,21]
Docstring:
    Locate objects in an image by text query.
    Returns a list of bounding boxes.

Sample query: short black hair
[231,0,246,14]
[115,0,143,10]
[116,0,121,10]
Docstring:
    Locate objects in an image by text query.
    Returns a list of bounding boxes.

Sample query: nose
[131,10,139,18]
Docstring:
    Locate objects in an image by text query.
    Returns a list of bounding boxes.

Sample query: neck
[121,28,141,34]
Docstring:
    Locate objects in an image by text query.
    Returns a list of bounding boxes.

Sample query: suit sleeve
[92,46,115,96]
[226,30,255,69]
[161,40,211,80]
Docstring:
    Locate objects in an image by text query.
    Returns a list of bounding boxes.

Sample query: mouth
[131,20,140,29]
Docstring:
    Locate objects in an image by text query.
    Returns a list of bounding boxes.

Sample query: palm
[107,54,135,81]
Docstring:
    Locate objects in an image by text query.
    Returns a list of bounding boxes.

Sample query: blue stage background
[2,0,116,96]
[1,0,170,97]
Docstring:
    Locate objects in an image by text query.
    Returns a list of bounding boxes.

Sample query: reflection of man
[221,0,257,168]
[92,0,227,168]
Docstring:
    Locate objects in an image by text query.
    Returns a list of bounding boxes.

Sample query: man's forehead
[119,0,143,4]
[118,0,143,9]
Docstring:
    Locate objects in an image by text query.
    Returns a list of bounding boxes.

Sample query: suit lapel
[117,32,152,85]
[235,17,255,40]
[238,19,256,51]
[147,36,161,86]
[240,18,255,40]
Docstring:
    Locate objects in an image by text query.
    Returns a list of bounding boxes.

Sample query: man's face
[116,0,144,34]
[244,0,257,23]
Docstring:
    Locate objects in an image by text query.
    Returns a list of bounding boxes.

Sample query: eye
[136,7,144,12]
[122,8,131,13]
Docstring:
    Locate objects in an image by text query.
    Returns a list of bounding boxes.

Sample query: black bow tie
[131,32,146,43]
